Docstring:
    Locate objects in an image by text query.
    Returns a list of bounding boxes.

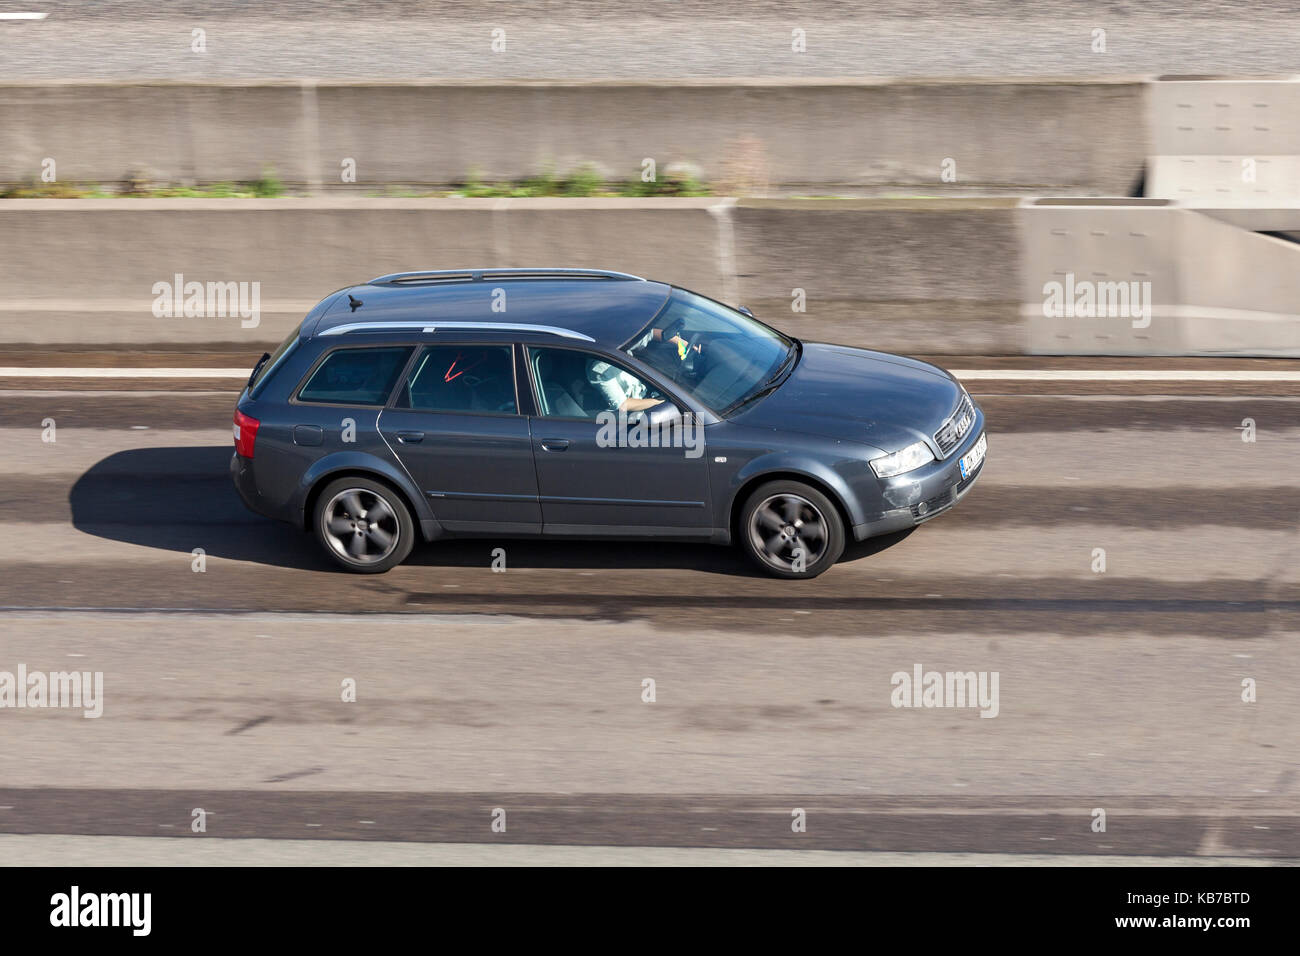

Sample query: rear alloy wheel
[739,480,845,579]
[313,476,415,573]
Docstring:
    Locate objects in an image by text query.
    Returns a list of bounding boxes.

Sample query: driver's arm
[589,363,663,413]
[621,396,663,411]
[590,364,665,413]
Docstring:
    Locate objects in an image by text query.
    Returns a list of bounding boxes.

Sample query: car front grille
[934,392,975,457]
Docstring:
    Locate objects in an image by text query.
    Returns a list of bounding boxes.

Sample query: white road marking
[0,390,237,398]
[0,368,248,378]
[950,369,1300,382]
[0,12,48,20]
[4,367,1300,382]
[0,835,1288,867]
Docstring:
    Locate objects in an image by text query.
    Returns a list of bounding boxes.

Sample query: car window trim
[521,342,697,422]
[386,342,523,418]
[290,342,418,409]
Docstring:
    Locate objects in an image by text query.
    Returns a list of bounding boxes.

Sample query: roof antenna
[348,294,363,312]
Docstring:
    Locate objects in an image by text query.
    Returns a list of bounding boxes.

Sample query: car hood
[730,343,964,453]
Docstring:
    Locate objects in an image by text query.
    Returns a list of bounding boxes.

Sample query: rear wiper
[246,351,271,389]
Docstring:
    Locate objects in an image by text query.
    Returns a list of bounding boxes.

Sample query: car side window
[528,346,663,420]
[297,346,413,406]
[394,345,518,414]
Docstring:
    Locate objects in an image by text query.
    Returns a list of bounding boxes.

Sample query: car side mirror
[738,306,755,318]
[644,403,683,429]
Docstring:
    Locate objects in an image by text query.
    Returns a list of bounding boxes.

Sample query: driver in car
[587,358,663,412]
[631,325,703,363]
[590,326,703,411]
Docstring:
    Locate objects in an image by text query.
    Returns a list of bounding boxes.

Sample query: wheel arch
[299,456,431,540]
[728,468,856,545]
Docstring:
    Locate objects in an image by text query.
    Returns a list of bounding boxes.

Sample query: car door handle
[396,430,425,443]
[540,438,570,452]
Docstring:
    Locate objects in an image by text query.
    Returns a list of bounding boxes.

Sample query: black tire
[312,476,415,573]
[738,480,845,579]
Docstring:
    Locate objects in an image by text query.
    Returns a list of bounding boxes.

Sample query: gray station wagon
[231,268,986,578]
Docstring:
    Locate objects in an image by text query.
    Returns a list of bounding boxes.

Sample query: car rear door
[379,342,541,534]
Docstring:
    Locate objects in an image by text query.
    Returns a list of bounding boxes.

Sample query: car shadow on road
[70,446,914,577]
[69,446,332,570]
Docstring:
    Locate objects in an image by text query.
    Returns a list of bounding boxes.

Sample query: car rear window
[297,346,413,406]
[395,345,518,414]
[248,325,300,396]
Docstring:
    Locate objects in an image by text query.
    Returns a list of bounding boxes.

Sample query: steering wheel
[681,331,705,375]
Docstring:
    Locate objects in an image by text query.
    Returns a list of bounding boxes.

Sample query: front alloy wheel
[739,480,845,579]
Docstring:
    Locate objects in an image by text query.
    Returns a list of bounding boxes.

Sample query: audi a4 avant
[231,269,986,578]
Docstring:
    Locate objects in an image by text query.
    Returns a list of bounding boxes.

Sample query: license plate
[960,432,987,479]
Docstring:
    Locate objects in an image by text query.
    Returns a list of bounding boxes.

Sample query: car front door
[379,342,541,534]
[524,345,711,536]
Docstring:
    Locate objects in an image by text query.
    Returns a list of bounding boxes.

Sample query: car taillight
[233,409,260,458]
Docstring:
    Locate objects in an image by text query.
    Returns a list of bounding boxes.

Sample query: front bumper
[851,424,987,541]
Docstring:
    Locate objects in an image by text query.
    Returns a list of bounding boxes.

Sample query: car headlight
[870,440,935,478]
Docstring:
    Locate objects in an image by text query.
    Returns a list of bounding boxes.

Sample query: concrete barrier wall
[1021,199,1300,356]
[2,196,1293,355]
[733,199,1021,354]
[0,197,1020,353]
[1022,199,1182,353]
[1147,77,1300,204]
[0,198,725,304]
[1178,214,1300,354]
[0,83,311,187]
[0,79,1148,193]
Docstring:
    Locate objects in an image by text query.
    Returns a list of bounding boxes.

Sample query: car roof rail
[365,268,645,286]
[319,320,595,342]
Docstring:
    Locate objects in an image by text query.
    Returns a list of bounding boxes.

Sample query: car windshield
[622,289,795,413]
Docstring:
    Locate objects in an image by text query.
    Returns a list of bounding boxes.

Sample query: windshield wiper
[727,379,783,414]
[723,339,801,416]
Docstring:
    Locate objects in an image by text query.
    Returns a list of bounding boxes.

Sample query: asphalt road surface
[4,1,1300,79]
[0,353,1297,862]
